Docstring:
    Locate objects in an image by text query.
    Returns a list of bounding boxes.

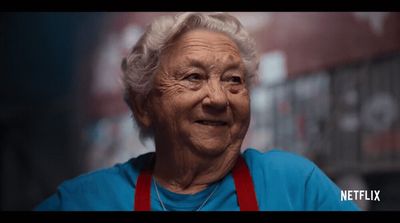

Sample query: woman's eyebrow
[176,57,207,70]
[180,55,243,70]
[224,63,243,71]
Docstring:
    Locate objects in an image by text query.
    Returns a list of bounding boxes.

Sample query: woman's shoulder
[243,148,315,164]
[35,152,155,210]
[242,148,317,176]
[61,152,155,191]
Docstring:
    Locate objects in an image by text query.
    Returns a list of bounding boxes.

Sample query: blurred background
[1,12,400,211]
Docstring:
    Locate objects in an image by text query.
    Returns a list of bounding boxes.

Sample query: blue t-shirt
[35,148,360,211]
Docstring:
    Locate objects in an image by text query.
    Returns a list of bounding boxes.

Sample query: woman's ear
[128,90,152,129]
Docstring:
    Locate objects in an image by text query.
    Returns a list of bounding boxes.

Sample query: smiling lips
[195,120,228,126]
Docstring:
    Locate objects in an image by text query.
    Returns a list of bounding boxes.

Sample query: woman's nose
[202,80,229,111]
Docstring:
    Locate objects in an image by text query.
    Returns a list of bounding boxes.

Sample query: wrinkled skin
[135,29,250,194]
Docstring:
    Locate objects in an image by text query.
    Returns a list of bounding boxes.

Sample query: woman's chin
[194,148,225,158]
[190,141,231,157]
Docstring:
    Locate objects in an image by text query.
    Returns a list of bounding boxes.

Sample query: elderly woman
[35,12,359,211]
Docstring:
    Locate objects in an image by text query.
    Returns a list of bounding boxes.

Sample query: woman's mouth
[195,120,228,126]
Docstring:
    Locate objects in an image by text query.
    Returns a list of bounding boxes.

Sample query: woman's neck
[152,142,240,194]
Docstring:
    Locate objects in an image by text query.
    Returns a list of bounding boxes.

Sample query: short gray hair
[121,12,259,141]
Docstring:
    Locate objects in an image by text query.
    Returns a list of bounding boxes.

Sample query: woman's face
[148,29,250,156]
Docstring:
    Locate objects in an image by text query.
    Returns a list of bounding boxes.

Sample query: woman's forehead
[164,30,243,62]
[172,29,239,55]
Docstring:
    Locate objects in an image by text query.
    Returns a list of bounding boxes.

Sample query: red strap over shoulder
[134,169,152,211]
[232,155,259,211]
[134,155,259,211]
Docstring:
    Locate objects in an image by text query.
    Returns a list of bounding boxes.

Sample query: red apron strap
[232,155,259,211]
[134,155,259,211]
[134,169,152,211]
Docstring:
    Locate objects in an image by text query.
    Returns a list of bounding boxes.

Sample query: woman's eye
[185,73,202,82]
[229,76,243,84]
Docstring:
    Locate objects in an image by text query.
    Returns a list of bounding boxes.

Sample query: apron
[134,155,259,211]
